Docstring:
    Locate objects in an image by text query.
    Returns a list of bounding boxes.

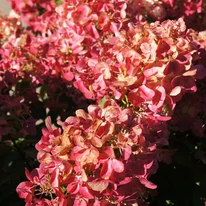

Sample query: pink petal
[88,180,109,192]
[63,71,74,81]
[73,80,94,99]
[45,116,53,132]
[139,85,155,101]
[79,186,94,199]
[16,181,33,198]
[111,159,124,173]
[74,198,87,206]
[91,136,103,148]
[123,146,132,161]
[149,86,166,111]
[50,169,59,188]
[25,168,35,181]
[75,109,89,119]
[119,177,133,185]
[138,177,157,189]
[183,69,196,76]
[66,182,80,194]
[100,159,113,179]
[170,86,181,96]
[154,115,171,121]
[143,65,159,77]
[103,147,115,158]
[140,42,150,53]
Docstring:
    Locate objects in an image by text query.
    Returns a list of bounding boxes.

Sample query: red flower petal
[128,91,144,107]
[67,181,80,194]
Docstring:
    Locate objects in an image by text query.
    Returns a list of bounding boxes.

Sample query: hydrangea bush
[0,0,206,205]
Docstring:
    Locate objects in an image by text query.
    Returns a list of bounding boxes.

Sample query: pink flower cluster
[1,1,204,119]
[8,0,206,31]
[128,0,206,30]
[71,17,203,115]
[0,0,205,205]
[17,101,164,205]
[169,30,206,138]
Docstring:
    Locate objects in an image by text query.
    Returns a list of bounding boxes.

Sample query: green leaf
[55,0,63,5]
[98,96,108,109]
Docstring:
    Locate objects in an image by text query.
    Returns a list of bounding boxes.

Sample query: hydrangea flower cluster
[169,30,206,138]
[17,101,163,205]
[0,0,205,205]
[128,0,206,30]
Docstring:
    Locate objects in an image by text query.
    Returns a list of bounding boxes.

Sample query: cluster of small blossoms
[0,69,92,141]
[0,11,22,46]
[7,0,206,30]
[160,0,206,30]
[17,100,170,205]
[0,14,37,140]
[168,29,206,137]
[1,1,204,119]
[2,0,130,82]
[0,14,93,142]
[7,0,59,31]
[71,17,204,119]
[169,90,206,138]
[128,0,206,30]
[0,0,204,205]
